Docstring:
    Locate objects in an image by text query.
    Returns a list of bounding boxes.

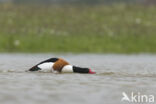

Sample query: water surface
[0,53,156,104]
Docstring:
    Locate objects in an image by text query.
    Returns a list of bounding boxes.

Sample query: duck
[28,58,96,74]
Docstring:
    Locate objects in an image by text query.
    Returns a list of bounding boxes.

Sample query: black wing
[29,58,59,71]
[38,58,59,64]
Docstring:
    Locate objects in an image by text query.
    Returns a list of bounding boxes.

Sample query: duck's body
[29,58,96,74]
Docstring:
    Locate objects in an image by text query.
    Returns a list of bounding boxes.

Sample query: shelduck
[28,58,96,74]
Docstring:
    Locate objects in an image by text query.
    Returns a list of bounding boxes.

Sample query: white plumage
[38,62,54,72]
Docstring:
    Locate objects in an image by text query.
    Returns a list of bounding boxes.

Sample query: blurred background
[0,1,156,104]
[0,0,156,53]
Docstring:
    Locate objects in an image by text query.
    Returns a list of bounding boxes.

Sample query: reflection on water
[0,53,156,104]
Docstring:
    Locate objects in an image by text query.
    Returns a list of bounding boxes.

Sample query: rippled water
[0,53,156,104]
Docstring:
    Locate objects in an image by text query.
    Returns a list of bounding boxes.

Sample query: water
[0,53,156,104]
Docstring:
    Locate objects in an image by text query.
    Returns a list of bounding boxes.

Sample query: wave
[0,69,156,78]
[98,71,156,77]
